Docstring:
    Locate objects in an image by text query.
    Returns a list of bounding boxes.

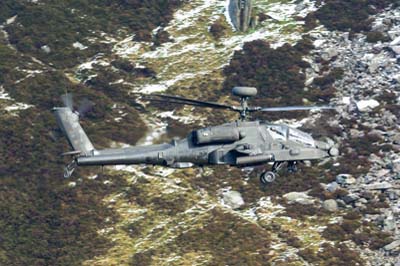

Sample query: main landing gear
[259,161,298,185]
[260,171,276,184]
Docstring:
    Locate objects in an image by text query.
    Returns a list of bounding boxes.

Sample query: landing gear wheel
[260,171,276,184]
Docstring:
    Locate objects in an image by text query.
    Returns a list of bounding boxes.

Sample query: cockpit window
[266,125,287,140]
[266,124,315,147]
[289,128,315,147]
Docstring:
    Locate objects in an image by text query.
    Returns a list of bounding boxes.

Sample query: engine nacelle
[195,127,241,145]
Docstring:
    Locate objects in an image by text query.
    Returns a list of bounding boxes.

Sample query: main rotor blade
[139,98,209,107]
[139,93,236,110]
[260,106,335,112]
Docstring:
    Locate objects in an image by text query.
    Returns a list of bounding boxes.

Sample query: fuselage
[76,120,335,168]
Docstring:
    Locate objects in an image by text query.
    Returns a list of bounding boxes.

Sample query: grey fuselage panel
[76,120,331,168]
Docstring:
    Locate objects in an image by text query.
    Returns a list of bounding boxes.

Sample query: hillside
[1,0,399,265]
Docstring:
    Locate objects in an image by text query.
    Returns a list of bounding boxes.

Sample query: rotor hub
[232,87,258,98]
[232,87,257,120]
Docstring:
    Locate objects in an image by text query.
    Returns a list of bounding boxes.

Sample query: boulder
[382,111,398,127]
[342,194,360,204]
[322,199,338,212]
[321,48,339,61]
[222,191,245,209]
[390,36,400,46]
[68,181,77,188]
[391,45,400,55]
[363,182,393,190]
[41,45,51,54]
[388,190,399,201]
[383,214,396,231]
[326,182,340,193]
[392,134,400,145]
[384,240,400,251]
[336,199,347,208]
[356,99,380,112]
[336,174,356,186]
[373,169,390,178]
[295,3,306,11]
[283,192,314,205]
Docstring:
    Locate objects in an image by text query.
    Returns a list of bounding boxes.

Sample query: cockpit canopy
[265,124,315,147]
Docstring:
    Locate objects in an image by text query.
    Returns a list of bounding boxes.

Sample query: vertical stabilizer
[53,107,95,156]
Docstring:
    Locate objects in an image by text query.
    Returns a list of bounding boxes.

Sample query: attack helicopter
[53,87,339,184]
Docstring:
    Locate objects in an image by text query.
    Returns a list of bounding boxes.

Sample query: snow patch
[0,87,11,100]
[6,15,17,25]
[356,99,380,112]
[73,42,88,50]
[77,55,109,71]
[4,102,33,112]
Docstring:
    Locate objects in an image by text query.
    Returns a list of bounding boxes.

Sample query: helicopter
[53,87,339,184]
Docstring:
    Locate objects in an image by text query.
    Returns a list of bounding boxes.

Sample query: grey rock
[363,181,393,190]
[356,99,380,112]
[323,199,338,212]
[305,77,314,86]
[326,182,340,193]
[283,191,314,205]
[392,134,400,145]
[350,128,364,138]
[382,110,398,126]
[391,45,400,55]
[372,21,389,32]
[41,45,51,53]
[295,3,306,11]
[394,74,400,85]
[359,198,368,204]
[363,175,375,184]
[336,199,347,208]
[369,154,386,166]
[388,191,398,201]
[336,174,356,186]
[321,48,339,61]
[373,169,390,178]
[391,36,400,46]
[384,240,400,251]
[342,193,360,204]
[354,202,365,208]
[383,214,396,231]
[222,190,245,209]
[369,54,389,73]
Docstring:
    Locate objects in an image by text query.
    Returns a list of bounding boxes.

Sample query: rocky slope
[1,0,400,265]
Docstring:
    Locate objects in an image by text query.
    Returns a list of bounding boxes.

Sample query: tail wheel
[260,171,276,184]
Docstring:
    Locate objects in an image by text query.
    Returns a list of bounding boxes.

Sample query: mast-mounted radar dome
[232,87,257,98]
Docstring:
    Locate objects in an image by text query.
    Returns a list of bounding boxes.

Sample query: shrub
[209,18,228,39]
[366,31,390,43]
[305,0,397,33]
